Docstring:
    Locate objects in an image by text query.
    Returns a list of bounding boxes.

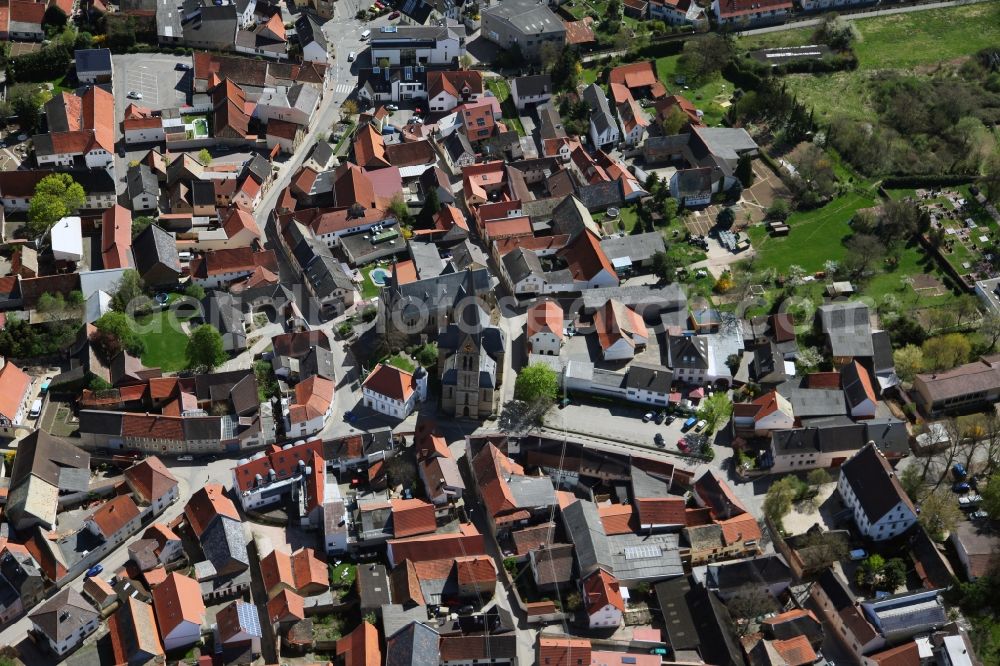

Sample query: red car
[389,10,400,17]
[677,439,689,452]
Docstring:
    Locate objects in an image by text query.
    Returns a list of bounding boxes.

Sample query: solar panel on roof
[236,601,263,636]
[624,544,660,560]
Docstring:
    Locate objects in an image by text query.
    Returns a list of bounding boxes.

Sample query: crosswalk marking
[335,83,353,94]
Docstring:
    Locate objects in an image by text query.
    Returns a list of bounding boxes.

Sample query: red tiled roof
[222,207,261,240]
[511,522,556,556]
[336,621,380,666]
[584,569,624,616]
[472,443,530,524]
[125,456,178,503]
[867,641,920,666]
[558,230,617,284]
[232,439,324,491]
[122,413,185,441]
[427,70,483,100]
[455,555,496,586]
[390,498,437,538]
[387,524,485,566]
[190,247,278,279]
[261,549,295,593]
[414,419,451,461]
[288,375,334,425]
[291,547,328,591]
[539,637,592,666]
[0,360,30,422]
[771,635,818,666]
[101,205,133,269]
[685,507,714,526]
[362,363,416,403]
[598,504,636,536]
[609,61,660,91]
[89,495,140,538]
[9,1,45,25]
[562,18,596,45]
[716,0,792,19]
[353,124,390,169]
[594,298,646,353]
[635,497,686,527]
[718,512,762,546]
[151,573,205,637]
[184,483,240,537]
[267,588,305,623]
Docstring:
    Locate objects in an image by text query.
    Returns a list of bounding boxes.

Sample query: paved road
[738,0,990,35]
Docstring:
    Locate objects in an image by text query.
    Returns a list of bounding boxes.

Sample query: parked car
[677,439,689,452]
[849,548,867,561]
[389,10,400,17]
[654,411,666,425]
[127,91,143,99]
[693,419,708,433]
[86,565,103,577]
[953,463,968,480]
[654,433,665,447]
[665,415,676,425]
[959,493,982,507]
[969,509,989,520]
[176,63,192,70]
[642,412,654,423]
[681,416,697,431]
[953,482,971,493]
[348,51,356,61]
[385,103,398,111]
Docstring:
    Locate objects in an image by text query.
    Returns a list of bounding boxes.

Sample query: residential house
[837,443,917,541]
[732,390,795,438]
[85,494,142,549]
[686,470,763,565]
[124,456,180,513]
[529,543,575,592]
[810,568,883,659]
[415,421,465,506]
[385,621,439,665]
[440,635,518,666]
[593,298,648,361]
[704,554,792,601]
[713,0,792,26]
[471,442,556,537]
[33,87,115,169]
[285,375,335,438]
[108,597,165,666]
[75,48,113,83]
[370,24,464,66]
[144,523,185,565]
[231,438,325,515]
[293,0,333,19]
[184,483,250,576]
[295,11,328,63]
[526,299,564,356]
[510,74,552,111]
[256,84,320,126]
[950,520,999,582]
[101,205,134,270]
[189,248,279,290]
[816,301,873,364]
[362,363,427,419]
[5,1,46,40]
[617,96,649,147]
[0,358,33,436]
[583,84,620,150]
[127,164,160,212]
[133,224,181,287]
[82,575,117,612]
[654,94,703,128]
[427,70,483,113]
[480,0,566,61]
[861,589,947,643]
[609,61,667,101]
[260,547,329,599]
[336,621,381,666]
[583,568,624,629]
[152,572,206,651]
[0,546,44,626]
[215,599,262,656]
[182,3,238,50]
[670,167,713,207]
[29,589,100,656]
[649,0,707,25]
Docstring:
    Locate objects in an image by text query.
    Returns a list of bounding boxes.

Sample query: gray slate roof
[75,48,112,73]
[562,499,613,576]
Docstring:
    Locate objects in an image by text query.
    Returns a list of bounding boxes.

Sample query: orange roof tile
[291,547,328,591]
[353,124,390,170]
[288,375,334,425]
[526,299,564,341]
[472,443,530,524]
[101,205,133,269]
[267,588,305,623]
[584,569,624,615]
[771,635,817,666]
[539,636,591,666]
[336,621,381,666]
[89,495,140,538]
[390,498,438,538]
[0,360,31,422]
[362,363,416,403]
[151,573,205,637]
[455,555,496,586]
[867,641,920,666]
[511,523,557,556]
[387,525,485,566]
[558,230,617,284]
[184,483,240,537]
[598,504,636,536]
[718,512,762,546]
[261,549,295,593]
[392,259,419,285]
[125,456,178,504]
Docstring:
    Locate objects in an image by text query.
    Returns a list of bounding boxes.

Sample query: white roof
[51,216,83,260]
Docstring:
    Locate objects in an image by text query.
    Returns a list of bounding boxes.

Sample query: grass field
[655,55,731,126]
[360,264,383,300]
[739,3,1000,122]
[384,353,416,373]
[134,310,191,372]
[486,79,526,136]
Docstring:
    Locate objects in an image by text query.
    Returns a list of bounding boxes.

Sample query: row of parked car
[952,463,989,520]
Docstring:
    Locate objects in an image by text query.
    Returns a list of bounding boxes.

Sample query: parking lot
[544,399,696,451]
[111,53,193,136]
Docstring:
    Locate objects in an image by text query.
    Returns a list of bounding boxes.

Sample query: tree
[514,363,559,404]
[764,476,800,527]
[564,591,581,612]
[7,84,47,133]
[893,345,925,383]
[95,311,145,356]
[385,454,417,489]
[898,464,925,504]
[843,233,885,279]
[662,198,678,224]
[341,99,359,116]
[856,554,886,591]
[661,105,688,136]
[132,215,154,239]
[697,391,733,434]
[922,333,971,372]
[727,584,777,635]
[678,33,732,81]
[186,324,226,371]
[111,269,149,314]
[197,148,212,165]
[766,199,789,221]
[807,468,831,490]
[797,531,848,572]
[184,282,206,301]
[413,342,438,367]
[36,292,65,314]
[882,558,907,591]
[388,194,410,224]
[814,13,860,51]
[736,154,755,188]
[954,293,980,327]
[794,346,823,374]
[652,251,680,283]
[979,312,1000,351]
[27,173,85,238]
[919,487,963,541]
[982,472,1000,518]
[717,207,736,229]
[458,54,473,70]
[498,399,550,434]
[981,151,1000,204]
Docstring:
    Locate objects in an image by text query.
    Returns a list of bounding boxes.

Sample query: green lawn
[330,562,356,588]
[360,264,383,300]
[654,56,731,126]
[486,79,526,136]
[133,310,191,372]
[739,3,1000,123]
[746,192,876,272]
[384,353,416,373]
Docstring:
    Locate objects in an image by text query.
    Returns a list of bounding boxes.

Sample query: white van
[29,399,42,419]
[348,51,356,61]
[360,29,371,40]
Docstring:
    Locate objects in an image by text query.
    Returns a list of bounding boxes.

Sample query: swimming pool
[370,267,391,286]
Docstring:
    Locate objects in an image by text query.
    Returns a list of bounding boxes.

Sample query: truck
[681,416,698,431]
